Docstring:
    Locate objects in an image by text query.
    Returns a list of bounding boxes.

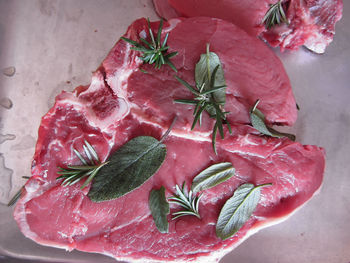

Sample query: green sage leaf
[250,100,295,141]
[216,183,272,240]
[195,44,226,112]
[149,186,169,233]
[191,162,235,193]
[88,136,167,202]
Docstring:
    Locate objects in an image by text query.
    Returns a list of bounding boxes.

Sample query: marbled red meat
[14,17,325,262]
[153,0,343,53]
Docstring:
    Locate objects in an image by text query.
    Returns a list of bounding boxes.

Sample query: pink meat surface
[14,17,325,262]
[153,0,343,53]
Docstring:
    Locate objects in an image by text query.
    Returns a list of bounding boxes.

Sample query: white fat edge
[171,129,211,142]
[55,94,128,134]
[77,72,104,95]
[241,135,264,146]
[57,231,69,239]
[224,148,267,159]
[304,32,328,54]
[110,214,149,233]
[47,138,65,154]
[72,73,130,133]
[139,29,147,39]
[106,43,140,101]
[163,18,182,33]
[224,134,283,159]
[96,250,221,263]
[1,241,72,260]
[130,110,212,142]
[14,178,58,246]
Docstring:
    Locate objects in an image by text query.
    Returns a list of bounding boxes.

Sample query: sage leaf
[195,44,226,114]
[88,136,166,202]
[216,183,272,240]
[250,100,295,141]
[192,162,235,193]
[174,44,230,154]
[149,186,169,233]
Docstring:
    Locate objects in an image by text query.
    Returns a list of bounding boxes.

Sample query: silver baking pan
[0,1,349,262]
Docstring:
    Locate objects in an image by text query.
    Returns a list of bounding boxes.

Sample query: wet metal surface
[0,0,349,262]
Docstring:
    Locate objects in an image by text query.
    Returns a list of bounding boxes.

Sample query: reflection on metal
[0,154,13,204]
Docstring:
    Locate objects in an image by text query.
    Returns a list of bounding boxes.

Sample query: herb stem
[262,1,289,29]
[206,43,211,83]
[160,116,177,143]
[7,187,23,207]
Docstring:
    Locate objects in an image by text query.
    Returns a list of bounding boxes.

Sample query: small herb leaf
[149,186,170,233]
[88,136,166,202]
[195,46,226,106]
[216,183,272,240]
[250,100,295,141]
[250,107,274,136]
[192,162,235,193]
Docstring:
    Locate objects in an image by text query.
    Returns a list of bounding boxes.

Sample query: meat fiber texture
[153,0,343,53]
[14,17,325,263]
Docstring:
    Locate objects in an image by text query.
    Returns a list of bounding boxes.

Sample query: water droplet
[0,154,13,204]
[0,97,13,109]
[10,134,35,150]
[2,66,16,77]
[0,134,16,144]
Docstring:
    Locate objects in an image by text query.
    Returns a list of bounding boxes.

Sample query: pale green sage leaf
[192,162,235,193]
[216,183,271,240]
[149,186,170,233]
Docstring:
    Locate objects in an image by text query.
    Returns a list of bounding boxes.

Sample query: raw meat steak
[153,0,343,53]
[14,17,325,263]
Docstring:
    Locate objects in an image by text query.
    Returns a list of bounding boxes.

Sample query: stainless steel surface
[0,1,349,262]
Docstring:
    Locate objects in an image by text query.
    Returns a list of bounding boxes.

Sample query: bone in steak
[14,17,325,262]
[153,0,343,53]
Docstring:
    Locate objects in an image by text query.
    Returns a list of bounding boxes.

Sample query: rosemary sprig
[56,140,108,189]
[121,18,178,71]
[7,186,24,207]
[174,45,231,154]
[262,1,288,29]
[168,182,202,219]
[7,176,30,207]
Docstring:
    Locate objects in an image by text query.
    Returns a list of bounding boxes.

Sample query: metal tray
[0,1,349,262]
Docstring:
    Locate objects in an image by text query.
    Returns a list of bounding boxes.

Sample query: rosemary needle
[56,140,108,190]
[168,182,202,219]
[262,1,289,29]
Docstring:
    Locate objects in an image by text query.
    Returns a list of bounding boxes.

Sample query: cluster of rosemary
[262,0,289,29]
[121,18,177,71]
